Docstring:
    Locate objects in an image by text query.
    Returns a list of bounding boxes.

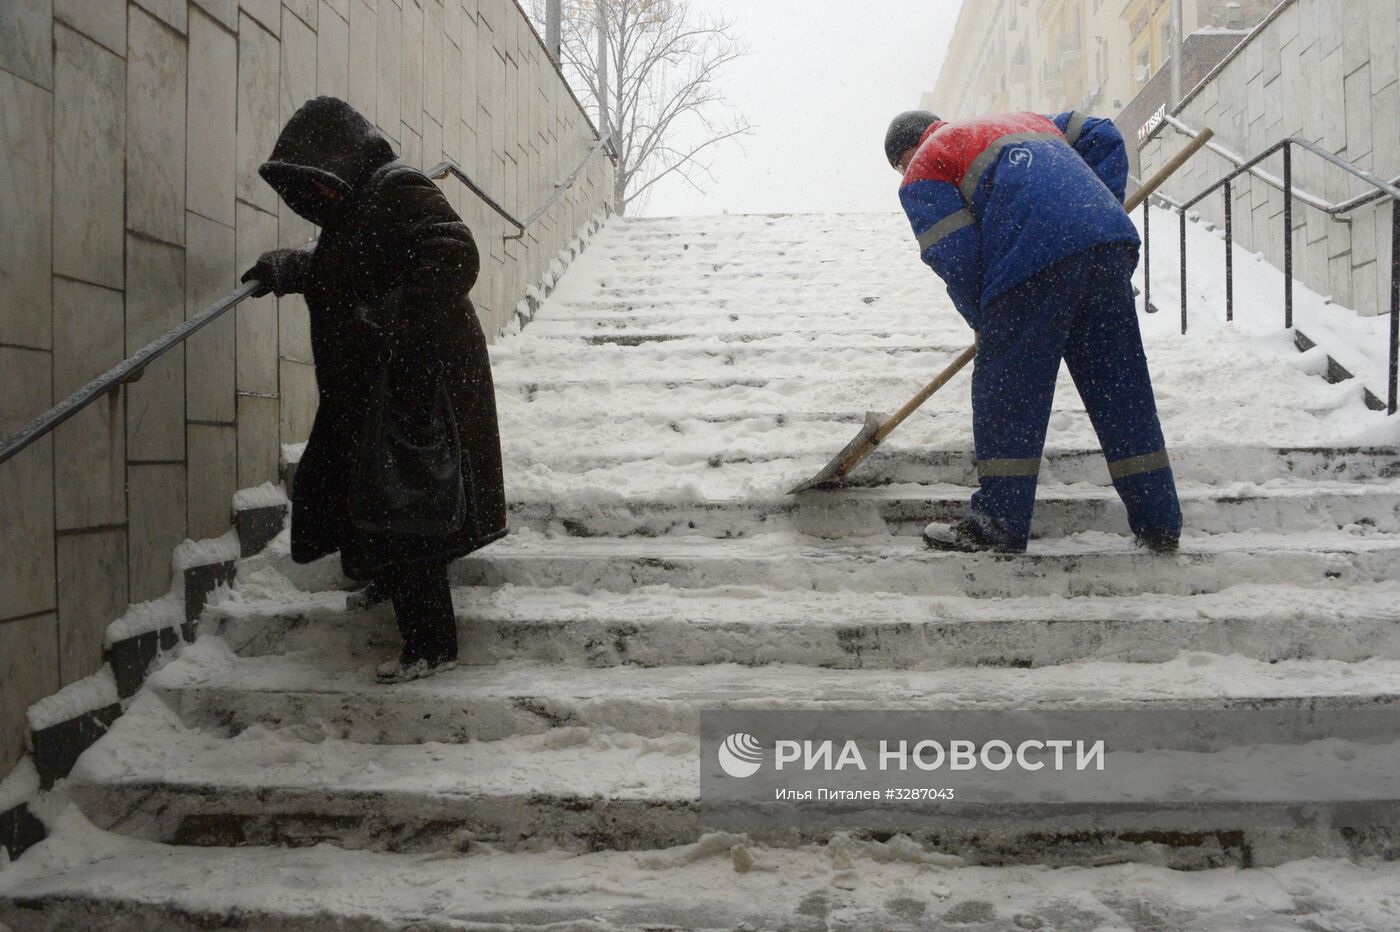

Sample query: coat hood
[259,96,397,226]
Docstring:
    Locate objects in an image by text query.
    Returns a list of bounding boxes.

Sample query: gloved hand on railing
[241,248,313,298]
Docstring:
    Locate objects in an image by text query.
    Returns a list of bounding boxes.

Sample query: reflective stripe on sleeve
[976,457,1043,479]
[959,131,1066,201]
[1107,450,1172,481]
[1064,110,1089,147]
[917,209,976,252]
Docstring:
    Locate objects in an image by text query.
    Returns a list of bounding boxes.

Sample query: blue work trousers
[968,246,1182,549]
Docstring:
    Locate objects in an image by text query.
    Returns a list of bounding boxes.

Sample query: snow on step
[498,410,1368,476]
[63,694,697,856]
[209,581,1400,670]
[525,313,969,337]
[501,442,1400,496]
[498,431,1392,506]
[61,687,1400,864]
[238,523,1400,601]
[501,480,1400,540]
[11,809,1400,931]
[149,639,1400,747]
[497,214,1389,483]
[446,530,1400,599]
[498,329,973,353]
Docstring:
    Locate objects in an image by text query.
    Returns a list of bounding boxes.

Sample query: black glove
[241,248,311,298]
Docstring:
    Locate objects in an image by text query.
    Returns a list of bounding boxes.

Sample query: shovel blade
[787,411,886,495]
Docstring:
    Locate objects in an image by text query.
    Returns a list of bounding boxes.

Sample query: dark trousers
[969,246,1182,549]
[380,560,457,663]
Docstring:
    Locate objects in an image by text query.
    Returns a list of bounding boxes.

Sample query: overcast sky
[641,0,963,217]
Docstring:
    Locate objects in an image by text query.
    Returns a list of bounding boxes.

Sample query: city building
[923,0,1274,123]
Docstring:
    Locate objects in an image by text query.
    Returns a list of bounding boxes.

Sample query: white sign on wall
[1138,104,1167,143]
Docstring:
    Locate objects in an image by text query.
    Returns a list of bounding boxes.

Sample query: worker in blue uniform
[885,109,1182,553]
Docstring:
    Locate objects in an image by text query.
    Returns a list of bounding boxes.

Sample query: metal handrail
[1162,115,1400,216]
[1139,127,1400,414]
[1174,138,1400,214]
[512,137,612,238]
[429,160,526,235]
[0,148,610,468]
[1162,115,1332,214]
[0,280,264,469]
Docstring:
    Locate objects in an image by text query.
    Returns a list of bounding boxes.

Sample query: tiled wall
[1140,0,1399,317]
[0,0,613,774]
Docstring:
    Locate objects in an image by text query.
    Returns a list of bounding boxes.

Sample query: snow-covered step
[495,452,1400,507]
[60,692,1400,865]
[149,647,1400,747]
[503,407,884,429]
[13,811,1400,931]
[499,439,1400,488]
[509,326,966,345]
[534,298,954,319]
[588,283,906,302]
[443,531,1400,600]
[498,341,968,369]
[505,481,1400,539]
[496,372,960,398]
[592,268,845,285]
[526,311,968,336]
[500,390,982,427]
[63,694,697,856]
[208,583,1400,670]
[492,344,973,379]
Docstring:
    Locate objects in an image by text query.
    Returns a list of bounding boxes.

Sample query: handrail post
[546,0,561,61]
[1224,180,1234,323]
[1180,208,1188,335]
[1283,143,1294,330]
[1143,200,1153,313]
[1390,199,1399,415]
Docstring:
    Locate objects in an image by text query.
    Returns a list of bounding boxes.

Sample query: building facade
[923,0,1275,121]
[1139,0,1400,318]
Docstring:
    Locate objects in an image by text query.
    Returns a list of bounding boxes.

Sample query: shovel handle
[1124,127,1213,212]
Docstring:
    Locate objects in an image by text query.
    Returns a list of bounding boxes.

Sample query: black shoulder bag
[349,287,467,538]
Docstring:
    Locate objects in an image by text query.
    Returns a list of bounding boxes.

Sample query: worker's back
[900,111,1140,324]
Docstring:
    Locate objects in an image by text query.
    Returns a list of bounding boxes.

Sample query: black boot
[375,562,458,683]
[922,519,1024,554]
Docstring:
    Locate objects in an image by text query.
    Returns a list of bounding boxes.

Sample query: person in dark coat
[241,96,508,681]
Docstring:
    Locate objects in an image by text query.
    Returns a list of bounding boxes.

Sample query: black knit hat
[885,110,940,169]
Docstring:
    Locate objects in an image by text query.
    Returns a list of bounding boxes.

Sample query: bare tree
[532,0,753,215]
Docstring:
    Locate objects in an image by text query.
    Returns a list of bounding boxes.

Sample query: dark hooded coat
[258,96,507,581]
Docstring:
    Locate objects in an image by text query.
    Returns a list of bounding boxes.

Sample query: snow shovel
[788,127,1215,495]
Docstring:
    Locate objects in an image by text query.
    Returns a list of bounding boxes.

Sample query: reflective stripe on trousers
[1107,449,1170,481]
[976,457,1042,479]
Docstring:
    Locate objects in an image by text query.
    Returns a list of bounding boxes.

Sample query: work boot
[1135,533,1180,554]
[922,519,1024,554]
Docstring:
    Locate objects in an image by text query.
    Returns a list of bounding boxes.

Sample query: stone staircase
[4,213,1400,928]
